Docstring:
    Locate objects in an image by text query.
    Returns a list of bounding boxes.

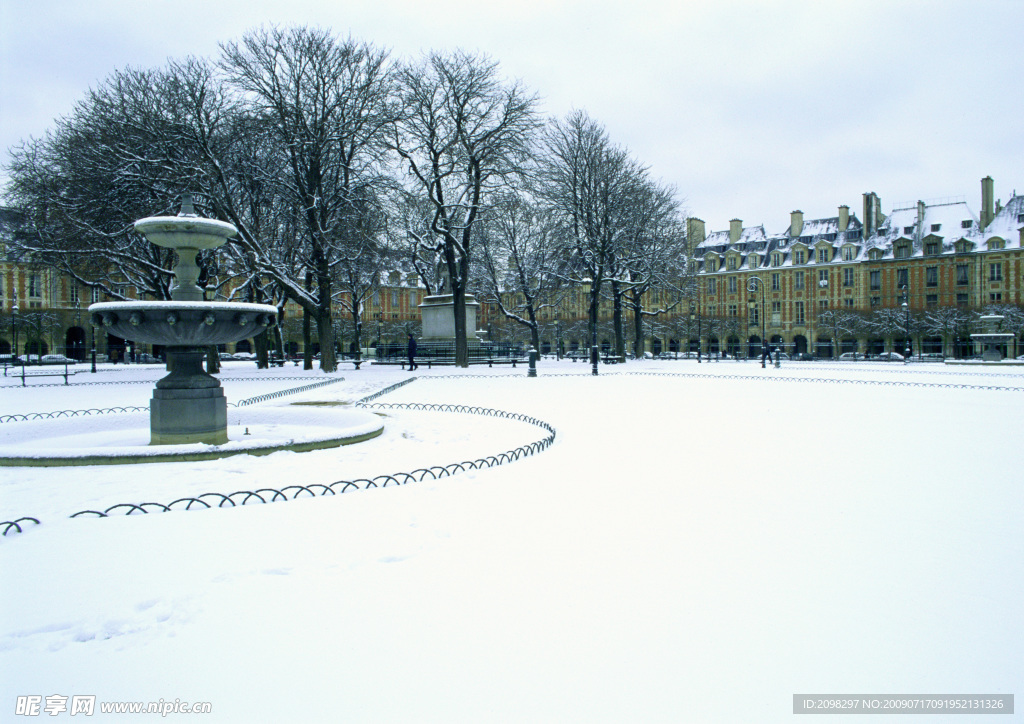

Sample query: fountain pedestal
[151,347,227,445]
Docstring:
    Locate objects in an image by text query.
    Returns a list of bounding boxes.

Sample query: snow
[2,359,1022,722]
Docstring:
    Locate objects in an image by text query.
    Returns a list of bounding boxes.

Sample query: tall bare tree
[390,50,538,367]
[220,27,396,371]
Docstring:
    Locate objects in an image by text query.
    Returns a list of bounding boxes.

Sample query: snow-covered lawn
[1,359,1021,722]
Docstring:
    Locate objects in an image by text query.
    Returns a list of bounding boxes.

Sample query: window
[771,273,780,291]
[727,256,737,270]
[844,298,854,308]
[795,301,805,325]
[771,301,781,325]
[818,300,828,312]
[957,264,969,285]
[869,249,883,261]
[896,268,908,288]
[28,274,40,297]
[1018,213,1024,224]
[728,304,737,317]
[870,270,881,290]
[749,254,758,268]
[817,247,830,263]
[903,226,914,234]
[956,241,972,253]
[931,224,941,232]
[409,291,418,307]
[989,263,1003,282]
[707,278,717,295]
[870,296,881,307]
[728,277,737,294]
[926,294,938,307]
[990,292,1002,302]
[961,219,972,229]
[772,253,783,267]
[842,246,856,261]
[707,304,717,317]
[91,287,101,303]
[925,242,939,255]
[795,271,805,290]
[894,244,911,259]
[926,267,938,287]
[818,269,828,286]
[843,267,854,287]
[373,291,380,307]
[749,306,758,326]
[988,239,1005,250]
[69,285,79,304]
[794,250,805,265]
[956,293,969,306]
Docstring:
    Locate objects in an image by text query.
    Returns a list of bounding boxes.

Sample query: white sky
[2,0,1022,232]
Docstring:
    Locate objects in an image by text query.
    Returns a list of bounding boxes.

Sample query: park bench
[12,366,77,386]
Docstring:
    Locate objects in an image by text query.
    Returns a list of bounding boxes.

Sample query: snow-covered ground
[1,359,1021,722]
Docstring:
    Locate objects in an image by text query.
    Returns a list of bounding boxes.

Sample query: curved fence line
[1,517,41,537]
[0,373,340,390]
[230,377,344,407]
[67,399,555,520]
[606,370,1024,392]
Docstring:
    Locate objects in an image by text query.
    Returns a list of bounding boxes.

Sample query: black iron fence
[375,341,526,364]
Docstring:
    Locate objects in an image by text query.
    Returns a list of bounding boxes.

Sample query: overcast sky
[2,0,1022,232]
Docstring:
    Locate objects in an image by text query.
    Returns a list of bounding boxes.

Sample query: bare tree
[473,191,568,356]
[536,111,642,364]
[391,50,539,367]
[220,27,396,372]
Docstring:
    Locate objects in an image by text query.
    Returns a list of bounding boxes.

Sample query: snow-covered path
[1,360,1021,722]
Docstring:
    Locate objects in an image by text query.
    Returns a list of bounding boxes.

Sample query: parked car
[873,351,905,361]
[839,352,866,360]
[40,354,77,365]
[918,353,945,362]
[773,352,790,361]
[231,352,256,360]
[0,354,24,365]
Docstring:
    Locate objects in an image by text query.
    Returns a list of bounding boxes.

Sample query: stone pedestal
[419,294,480,341]
[151,347,227,445]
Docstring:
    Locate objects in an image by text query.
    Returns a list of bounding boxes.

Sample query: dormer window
[817,247,830,263]
[903,226,915,235]
[955,240,972,254]
[727,256,737,270]
[925,242,939,255]
[842,245,856,261]
[931,223,941,232]
[988,239,1005,251]
[771,253,783,266]
[894,243,911,259]
[868,249,883,261]
[961,220,972,229]
[749,254,758,268]
[794,249,806,265]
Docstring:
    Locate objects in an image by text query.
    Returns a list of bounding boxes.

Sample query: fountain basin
[134,215,238,250]
[90,301,277,347]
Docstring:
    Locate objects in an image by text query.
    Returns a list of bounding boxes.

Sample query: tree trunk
[632,291,645,358]
[255,328,269,369]
[316,270,337,372]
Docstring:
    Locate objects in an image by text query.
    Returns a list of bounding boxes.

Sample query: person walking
[407,333,417,371]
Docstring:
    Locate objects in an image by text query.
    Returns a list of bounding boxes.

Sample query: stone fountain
[89,198,278,445]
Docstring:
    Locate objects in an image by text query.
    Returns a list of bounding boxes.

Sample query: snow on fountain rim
[88,301,278,314]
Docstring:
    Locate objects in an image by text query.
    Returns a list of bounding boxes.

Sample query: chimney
[790,210,803,238]
[981,176,995,231]
[729,218,742,243]
[838,205,850,232]
[686,217,706,254]
[917,200,926,232]
[863,192,881,238]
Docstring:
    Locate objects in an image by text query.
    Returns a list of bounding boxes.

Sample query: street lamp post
[747,276,767,368]
[10,291,17,362]
[901,285,910,364]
